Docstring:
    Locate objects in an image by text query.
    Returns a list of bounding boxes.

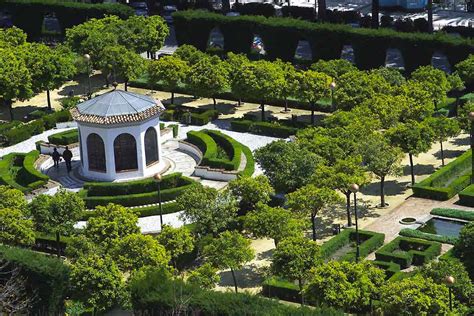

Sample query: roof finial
[112,82,118,90]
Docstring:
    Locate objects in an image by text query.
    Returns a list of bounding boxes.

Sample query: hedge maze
[0,150,49,192]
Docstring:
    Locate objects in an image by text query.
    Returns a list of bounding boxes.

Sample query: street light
[154,173,164,229]
[349,183,360,262]
[83,54,92,100]
[330,81,336,112]
[444,275,455,311]
[469,112,474,184]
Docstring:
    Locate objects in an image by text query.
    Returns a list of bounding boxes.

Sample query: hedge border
[80,201,181,221]
[399,228,458,245]
[47,129,78,146]
[0,150,49,192]
[261,276,301,304]
[430,207,474,221]
[458,184,474,206]
[371,260,401,279]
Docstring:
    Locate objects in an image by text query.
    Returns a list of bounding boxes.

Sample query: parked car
[129,2,149,16]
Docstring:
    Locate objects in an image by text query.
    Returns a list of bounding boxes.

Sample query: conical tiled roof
[71,90,164,125]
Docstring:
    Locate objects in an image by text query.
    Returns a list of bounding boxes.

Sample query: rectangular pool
[417,218,466,238]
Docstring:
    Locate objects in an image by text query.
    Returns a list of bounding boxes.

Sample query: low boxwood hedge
[430,207,474,221]
[80,201,182,221]
[320,229,385,261]
[371,260,401,279]
[230,119,298,138]
[262,276,301,303]
[239,144,255,177]
[412,149,472,200]
[47,129,78,145]
[399,228,458,245]
[458,184,474,206]
[375,236,441,269]
[0,150,49,192]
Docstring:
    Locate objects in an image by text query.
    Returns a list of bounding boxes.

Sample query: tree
[357,94,409,129]
[254,140,320,193]
[0,26,27,47]
[455,54,474,90]
[99,45,144,91]
[457,100,474,132]
[70,254,125,314]
[454,222,474,278]
[275,59,300,112]
[174,44,206,66]
[148,56,188,104]
[177,185,238,236]
[379,274,451,315]
[186,55,228,109]
[304,261,385,312]
[0,47,33,120]
[310,59,357,80]
[312,156,370,227]
[111,233,170,272]
[21,43,76,110]
[426,116,461,166]
[297,70,332,124]
[0,208,35,246]
[84,203,140,249]
[120,15,169,57]
[187,263,220,289]
[419,259,473,304]
[286,185,341,241]
[30,190,85,257]
[370,67,406,87]
[228,175,274,215]
[156,225,194,269]
[411,66,451,107]
[226,52,250,106]
[386,120,435,185]
[203,231,255,293]
[397,81,435,122]
[359,133,404,206]
[271,236,321,302]
[244,203,304,246]
[0,186,27,211]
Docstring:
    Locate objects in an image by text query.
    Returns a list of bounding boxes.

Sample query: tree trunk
[311,109,315,125]
[345,191,352,227]
[56,232,61,258]
[298,278,305,305]
[230,268,238,293]
[317,0,326,20]
[311,213,316,241]
[105,73,110,88]
[5,99,13,121]
[261,102,265,121]
[440,141,445,166]
[380,176,385,207]
[46,89,52,111]
[124,80,128,91]
[171,92,175,104]
[427,0,433,33]
[238,99,241,106]
[371,0,379,28]
[284,98,289,112]
[213,97,217,110]
[409,153,415,185]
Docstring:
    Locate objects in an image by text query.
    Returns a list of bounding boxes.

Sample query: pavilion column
[105,131,117,181]
[136,128,146,177]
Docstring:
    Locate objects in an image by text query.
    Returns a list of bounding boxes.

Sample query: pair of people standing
[52,146,73,173]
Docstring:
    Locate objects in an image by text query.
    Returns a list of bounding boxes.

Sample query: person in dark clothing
[52,148,60,168]
[62,146,73,173]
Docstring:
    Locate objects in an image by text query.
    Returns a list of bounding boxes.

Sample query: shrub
[375,237,441,269]
[239,144,255,177]
[412,150,472,200]
[47,129,79,145]
[321,229,385,261]
[399,228,458,245]
[186,130,218,161]
[230,119,297,138]
[0,244,69,314]
[458,184,474,207]
[430,208,474,221]
[371,260,401,279]
[81,201,181,221]
[189,110,219,125]
[262,276,301,303]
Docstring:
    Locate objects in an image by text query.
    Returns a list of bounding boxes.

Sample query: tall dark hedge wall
[0,0,133,39]
[173,10,474,72]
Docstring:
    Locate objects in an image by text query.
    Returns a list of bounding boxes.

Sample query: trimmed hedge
[172,10,473,69]
[320,229,385,261]
[0,244,69,314]
[47,129,78,145]
[412,149,472,200]
[371,260,401,279]
[0,150,49,192]
[187,130,237,171]
[80,201,181,221]
[81,173,197,208]
[240,143,255,177]
[399,228,458,245]
[458,184,474,206]
[0,0,133,39]
[430,208,474,221]
[374,236,441,269]
[189,110,219,125]
[262,276,301,303]
[230,119,297,138]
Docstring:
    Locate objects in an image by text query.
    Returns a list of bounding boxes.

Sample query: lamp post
[330,81,336,112]
[469,112,474,184]
[349,183,360,262]
[83,54,92,100]
[154,173,164,229]
[444,275,455,311]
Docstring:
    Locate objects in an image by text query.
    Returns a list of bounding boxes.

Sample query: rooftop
[71,90,165,125]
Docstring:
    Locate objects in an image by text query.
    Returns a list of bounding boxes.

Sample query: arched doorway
[145,127,159,166]
[87,133,106,172]
[114,133,138,172]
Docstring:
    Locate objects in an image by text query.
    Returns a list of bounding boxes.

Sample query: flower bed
[374,236,441,269]
[412,150,472,200]
[0,150,49,192]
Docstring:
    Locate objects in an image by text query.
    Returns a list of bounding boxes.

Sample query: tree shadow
[162,95,196,106]
[294,113,326,125]
[450,135,470,146]
[257,248,274,261]
[433,149,465,161]
[402,163,436,176]
[218,263,264,289]
[212,118,232,130]
[360,180,410,197]
[57,73,108,97]
[7,105,49,122]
